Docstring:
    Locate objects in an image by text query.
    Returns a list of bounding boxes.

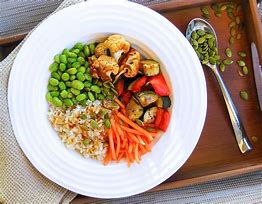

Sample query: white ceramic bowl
[8,0,207,198]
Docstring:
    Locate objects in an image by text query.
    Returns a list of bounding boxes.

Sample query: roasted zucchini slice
[143,107,158,124]
[126,98,144,121]
[140,60,160,76]
[135,91,159,107]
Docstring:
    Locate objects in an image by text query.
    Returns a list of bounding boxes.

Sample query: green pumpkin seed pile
[200,1,250,102]
[190,29,220,65]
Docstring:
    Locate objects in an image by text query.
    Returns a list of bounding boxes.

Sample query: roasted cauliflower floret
[104,34,131,61]
[88,55,119,81]
[94,43,109,57]
[120,48,141,78]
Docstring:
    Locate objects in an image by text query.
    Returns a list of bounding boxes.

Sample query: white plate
[8,0,207,198]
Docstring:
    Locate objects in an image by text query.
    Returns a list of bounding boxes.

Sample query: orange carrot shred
[121,126,146,136]
[117,112,153,141]
[135,143,140,163]
[108,128,116,160]
[125,132,139,143]
[114,97,125,110]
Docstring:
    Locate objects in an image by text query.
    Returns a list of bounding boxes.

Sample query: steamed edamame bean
[59,54,67,64]
[58,82,66,90]
[46,92,53,103]
[50,91,59,97]
[74,42,83,50]
[61,73,70,81]
[60,90,68,98]
[88,92,95,101]
[90,85,101,93]
[49,78,59,86]
[64,98,74,107]
[51,72,60,80]
[59,63,66,72]
[89,44,95,55]
[49,63,58,72]
[67,68,77,75]
[83,45,90,57]
[52,97,62,107]
[76,94,86,101]
[72,80,84,90]
[76,72,85,81]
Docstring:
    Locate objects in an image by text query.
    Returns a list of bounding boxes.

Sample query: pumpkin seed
[236,33,241,40]
[209,57,216,65]
[251,136,258,143]
[240,91,248,101]
[236,16,241,24]
[191,31,198,39]
[220,4,227,11]
[238,51,247,58]
[198,37,206,44]
[237,60,246,67]
[202,59,209,64]
[211,3,220,11]
[226,7,233,13]
[238,70,244,77]
[228,12,235,20]
[229,21,236,27]
[220,64,225,72]
[191,39,198,46]
[201,7,209,15]
[205,34,213,39]
[229,36,234,45]
[202,13,210,19]
[197,29,206,36]
[230,27,236,36]
[236,4,242,13]
[223,59,233,65]
[225,48,232,57]
[242,66,248,75]
[215,11,222,17]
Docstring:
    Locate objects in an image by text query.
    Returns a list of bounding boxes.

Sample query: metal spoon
[186,18,253,153]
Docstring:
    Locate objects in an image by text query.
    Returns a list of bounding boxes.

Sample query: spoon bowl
[186,18,253,154]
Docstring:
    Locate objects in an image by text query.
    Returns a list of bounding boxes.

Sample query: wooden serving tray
[73,0,262,202]
[1,0,261,202]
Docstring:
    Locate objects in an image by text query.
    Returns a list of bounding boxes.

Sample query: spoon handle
[211,65,253,153]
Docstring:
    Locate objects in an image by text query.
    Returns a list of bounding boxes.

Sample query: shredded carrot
[103,149,111,165]
[115,131,120,158]
[117,112,153,141]
[137,135,146,145]
[108,128,116,160]
[117,151,125,162]
[121,126,146,136]
[126,132,140,143]
[114,97,125,110]
[128,143,133,154]
[134,143,140,163]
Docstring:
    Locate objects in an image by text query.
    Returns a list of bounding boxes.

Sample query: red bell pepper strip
[158,110,170,132]
[148,74,169,96]
[154,108,164,127]
[115,79,124,96]
[122,91,132,105]
[128,76,147,93]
